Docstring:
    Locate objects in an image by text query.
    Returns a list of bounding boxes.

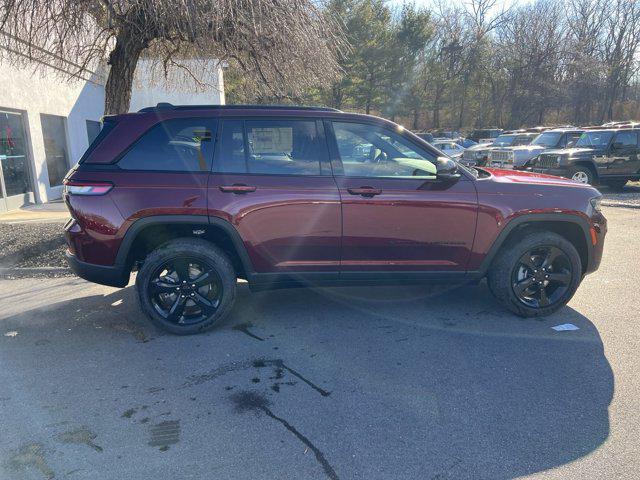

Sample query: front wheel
[136,238,236,335]
[488,232,582,317]
[566,165,595,185]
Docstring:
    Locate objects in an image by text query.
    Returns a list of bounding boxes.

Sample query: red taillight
[63,181,113,196]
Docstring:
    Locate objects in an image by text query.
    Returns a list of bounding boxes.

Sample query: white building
[0,55,225,212]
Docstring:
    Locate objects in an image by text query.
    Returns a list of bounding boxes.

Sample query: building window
[40,114,69,187]
[86,120,101,146]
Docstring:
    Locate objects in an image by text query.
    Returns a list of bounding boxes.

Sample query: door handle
[219,184,257,194]
[347,186,382,197]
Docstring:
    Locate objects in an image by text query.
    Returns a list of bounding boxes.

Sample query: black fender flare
[477,213,593,275]
[115,214,255,276]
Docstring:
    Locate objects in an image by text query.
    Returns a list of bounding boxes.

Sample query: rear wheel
[566,165,596,185]
[136,238,236,335]
[488,232,582,317]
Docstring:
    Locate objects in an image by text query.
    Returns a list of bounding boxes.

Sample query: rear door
[208,117,341,277]
[327,120,478,274]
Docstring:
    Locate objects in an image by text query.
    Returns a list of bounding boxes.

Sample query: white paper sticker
[551,323,579,331]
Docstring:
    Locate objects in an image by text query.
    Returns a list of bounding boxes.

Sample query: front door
[327,120,478,274]
[0,110,35,211]
[208,118,341,279]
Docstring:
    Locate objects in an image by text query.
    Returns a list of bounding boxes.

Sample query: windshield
[531,132,562,147]
[493,134,517,147]
[576,131,614,148]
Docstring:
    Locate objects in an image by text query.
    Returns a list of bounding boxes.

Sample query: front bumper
[65,251,130,288]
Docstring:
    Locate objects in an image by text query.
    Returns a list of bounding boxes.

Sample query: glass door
[0,110,35,211]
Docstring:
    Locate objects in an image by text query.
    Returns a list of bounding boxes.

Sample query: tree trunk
[104,32,146,115]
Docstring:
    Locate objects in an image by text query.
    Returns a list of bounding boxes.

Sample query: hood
[465,142,495,152]
[506,145,545,153]
[482,167,595,188]
[543,147,594,156]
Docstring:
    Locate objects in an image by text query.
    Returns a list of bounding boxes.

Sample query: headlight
[556,155,562,167]
[590,196,602,212]
[474,151,484,159]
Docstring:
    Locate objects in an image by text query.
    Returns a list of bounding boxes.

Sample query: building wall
[129,59,226,112]
[1,61,105,204]
[0,56,224,209]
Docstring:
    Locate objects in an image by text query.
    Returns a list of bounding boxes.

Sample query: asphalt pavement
[0,206,638,480]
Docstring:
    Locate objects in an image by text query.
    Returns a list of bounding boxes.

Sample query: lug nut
[190,293,195,296]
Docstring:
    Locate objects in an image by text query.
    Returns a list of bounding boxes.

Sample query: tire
[135,238,236,335]
[487,232,582,318]
[603,179,627,191]
[566,165,596,185]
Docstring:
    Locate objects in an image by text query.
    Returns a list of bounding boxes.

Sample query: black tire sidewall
[488,232,582,317]
[135,239,236,335]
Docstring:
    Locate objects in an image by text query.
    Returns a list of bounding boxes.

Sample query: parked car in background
[415,132,434,143]
[432,139,465,159]
[431,130,461,140]
[63,104,606,333]
[468,128,503,144]
[489,128,584,170]
[461,131,537,167]
[528,127,640,189]
[455,137,478,148]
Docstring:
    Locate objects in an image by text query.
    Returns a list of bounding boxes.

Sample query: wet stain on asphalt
[184,358,330,397]
[6,443,55,479]
[230,391,339,480]
[56,427,103,452]
[148,420,181,451]
[232,322,265,341]
[121,408,137,419]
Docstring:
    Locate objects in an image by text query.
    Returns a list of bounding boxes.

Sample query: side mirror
[436,156,461,181]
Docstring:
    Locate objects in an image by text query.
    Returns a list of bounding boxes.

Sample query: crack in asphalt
[230,390,339,480]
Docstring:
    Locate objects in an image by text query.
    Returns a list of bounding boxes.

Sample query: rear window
[117,118,217,172]
[216,119,326,175]
[79,120,116,163]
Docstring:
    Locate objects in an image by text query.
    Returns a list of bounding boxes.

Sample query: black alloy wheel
[511,245,572,308]
[148,257,223,325]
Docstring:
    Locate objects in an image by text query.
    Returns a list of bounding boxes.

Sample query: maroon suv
[63,104,607,334]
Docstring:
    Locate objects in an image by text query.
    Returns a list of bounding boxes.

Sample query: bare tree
[0,0,346,114]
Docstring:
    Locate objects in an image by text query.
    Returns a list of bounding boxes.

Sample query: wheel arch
[569,160,599,180]
[479,214,593,276]
[117,215,254,279]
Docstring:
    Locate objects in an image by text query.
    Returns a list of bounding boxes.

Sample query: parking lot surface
[0,207,638,480]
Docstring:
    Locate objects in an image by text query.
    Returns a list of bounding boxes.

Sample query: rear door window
[117,118,217,171]
[613,131,638,148]
[216,119,327,175]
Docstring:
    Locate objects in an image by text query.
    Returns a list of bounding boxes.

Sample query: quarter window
[117,118,216,171]
[331,121,437,178]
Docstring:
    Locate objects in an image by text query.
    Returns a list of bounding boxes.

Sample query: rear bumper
[65,251,130,288]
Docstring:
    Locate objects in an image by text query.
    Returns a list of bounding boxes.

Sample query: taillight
[63,181,113,196]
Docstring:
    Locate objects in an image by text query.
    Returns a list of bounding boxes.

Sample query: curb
[601,202,640,210]
[0,266,72,276]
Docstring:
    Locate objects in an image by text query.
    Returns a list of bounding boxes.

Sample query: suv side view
[63,105,607,335]
[529,127,640,189]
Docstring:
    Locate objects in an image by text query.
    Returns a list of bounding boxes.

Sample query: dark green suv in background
[529,128,640,189]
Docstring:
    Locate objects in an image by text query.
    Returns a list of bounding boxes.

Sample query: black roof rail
[137,103,341,113]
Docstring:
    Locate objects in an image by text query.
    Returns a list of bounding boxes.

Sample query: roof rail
[137,103,341,113]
